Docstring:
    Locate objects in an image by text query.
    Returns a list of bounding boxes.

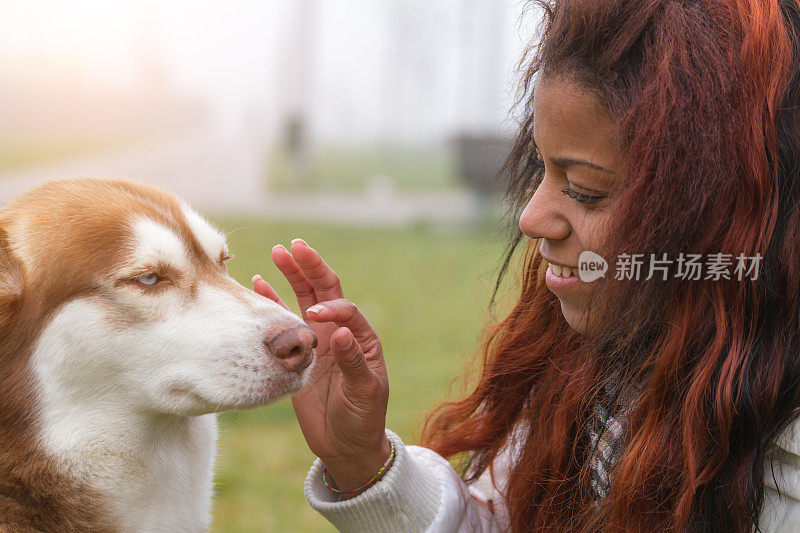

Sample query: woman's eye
[561,186,604,205]
[136,273,159,286]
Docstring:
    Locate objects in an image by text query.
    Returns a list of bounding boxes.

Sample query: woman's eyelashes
[561,186,604,205]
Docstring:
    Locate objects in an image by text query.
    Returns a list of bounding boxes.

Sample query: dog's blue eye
[137,273,159,286]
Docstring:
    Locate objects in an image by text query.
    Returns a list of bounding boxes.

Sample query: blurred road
[0,129,267,214]
[0,130,488,227]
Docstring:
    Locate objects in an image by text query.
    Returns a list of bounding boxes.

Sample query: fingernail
[291,238,308,246]
[335,331,353,350]
[307,304,325,315]
[272,244,287,253]
[251,274,263,283]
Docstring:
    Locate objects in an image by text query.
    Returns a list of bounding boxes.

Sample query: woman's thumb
[331,327,371,383]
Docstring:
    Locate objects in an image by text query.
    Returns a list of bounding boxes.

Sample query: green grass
[267,144,458,192]
[209,218,513,532]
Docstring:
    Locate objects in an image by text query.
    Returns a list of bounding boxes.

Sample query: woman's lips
[545,262,582,293]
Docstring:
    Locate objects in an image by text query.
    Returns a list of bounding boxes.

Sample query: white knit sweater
[305,423,800,532]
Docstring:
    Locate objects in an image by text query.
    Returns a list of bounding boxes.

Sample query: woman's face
[519,74,628,335]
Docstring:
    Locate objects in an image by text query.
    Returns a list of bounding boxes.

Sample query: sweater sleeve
[304,429,505,532]
[759,416,800,532]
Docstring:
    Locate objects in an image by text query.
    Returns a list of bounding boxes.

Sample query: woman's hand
[252,239,390,493]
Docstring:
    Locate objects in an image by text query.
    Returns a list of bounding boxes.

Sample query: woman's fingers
[271,244,318,311]
[251,275,291,311]
[306,299,376,342]
[289,239,344,302]
[330,327,373,389]
[270,238,346,313]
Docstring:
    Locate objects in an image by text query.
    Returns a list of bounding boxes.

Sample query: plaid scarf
[588,400,627,500]
[588,378,634,501]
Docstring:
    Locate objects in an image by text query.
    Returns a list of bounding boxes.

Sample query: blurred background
[0,1,538,530]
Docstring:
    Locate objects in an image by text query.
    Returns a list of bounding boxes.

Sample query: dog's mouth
[165,366,311,415]
[167,383,206,404]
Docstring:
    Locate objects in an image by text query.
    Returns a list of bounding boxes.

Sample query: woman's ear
[0,227,23,327]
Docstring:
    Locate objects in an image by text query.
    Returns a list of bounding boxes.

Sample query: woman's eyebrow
[549,155,617,175]
[533,139,618,175]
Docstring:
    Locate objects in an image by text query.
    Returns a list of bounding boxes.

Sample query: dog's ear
[0,226,23,327]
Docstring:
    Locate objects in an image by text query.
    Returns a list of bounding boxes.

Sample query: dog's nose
[265,324,317,372]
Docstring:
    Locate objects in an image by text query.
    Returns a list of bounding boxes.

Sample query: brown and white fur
[0,178,316,532]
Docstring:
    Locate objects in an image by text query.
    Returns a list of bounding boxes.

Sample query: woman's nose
[518,181,571,241]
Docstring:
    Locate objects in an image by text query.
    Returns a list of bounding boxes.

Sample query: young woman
[254,0,800,530]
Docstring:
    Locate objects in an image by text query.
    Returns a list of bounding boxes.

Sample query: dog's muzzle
[264,324,317,372]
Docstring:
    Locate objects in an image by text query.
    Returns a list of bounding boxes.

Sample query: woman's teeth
[549,263,576,278]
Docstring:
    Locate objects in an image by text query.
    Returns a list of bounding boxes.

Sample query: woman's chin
[558,301,590,335]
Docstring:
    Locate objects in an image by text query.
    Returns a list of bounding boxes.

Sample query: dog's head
[0,178,315,419]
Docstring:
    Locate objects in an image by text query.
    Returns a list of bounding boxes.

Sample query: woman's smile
[545,261,582,294]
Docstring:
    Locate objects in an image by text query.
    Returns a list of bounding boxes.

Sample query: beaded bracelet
[322,441,396,495]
